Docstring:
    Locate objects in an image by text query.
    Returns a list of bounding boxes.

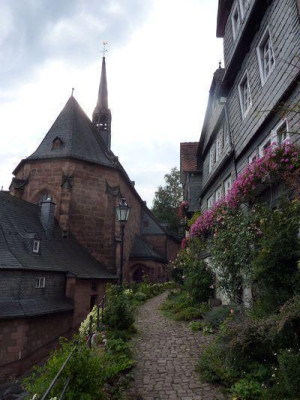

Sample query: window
[231,3,241,40]
[33,239,40,254]
[208,145,216,174]
[224,176,232,196]
[272,120,289,145]
[257,28,275,85]
[207,194,214,209]
[216,129,225,161]
[35,277,45,288]
[259,135,271,157]
[52,137,63,150]
[215,186,223,202]
[238,71,252,118]
[249,150,258,164]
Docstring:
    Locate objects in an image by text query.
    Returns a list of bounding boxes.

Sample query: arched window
[132,264,148,283]
[52,137,63,150]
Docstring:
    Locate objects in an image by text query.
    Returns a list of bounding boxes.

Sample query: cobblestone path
[127,292,225,400]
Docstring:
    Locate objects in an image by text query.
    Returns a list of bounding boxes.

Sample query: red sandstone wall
[0,312,73,381]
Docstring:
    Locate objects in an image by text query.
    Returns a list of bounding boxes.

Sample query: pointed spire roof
[96,57,108,110]
[25,96,114,167]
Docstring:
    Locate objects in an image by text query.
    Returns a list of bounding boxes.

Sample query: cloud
[0,0,151,89]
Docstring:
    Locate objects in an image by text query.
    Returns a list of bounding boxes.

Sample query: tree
[152,167,183,236]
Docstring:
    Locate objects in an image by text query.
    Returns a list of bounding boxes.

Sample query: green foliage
[278,349,300,397]
[231,378,262,400]
[133,291,147,302]
[252,200,300,314]
[23,336,133,400]
[169,239,214,303]
[105,285,134,331]
[203,305,235,331]
[152,167,183,235]
[160,290,208,321]
[210,208,257,300]
[197,296,300,399]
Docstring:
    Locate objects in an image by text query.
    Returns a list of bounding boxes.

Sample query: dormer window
[35,277,45,288]
[33,239,40,254]
[52,137,63,150]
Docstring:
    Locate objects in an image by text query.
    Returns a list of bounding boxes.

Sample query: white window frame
[35,277,46,288]
[215,186,223,202]
[259,135,271,157]
[271,119,289,145]
[248,150,258,164]
[33,239,40,254]
[208,145,216,174]
[238,70,252,118]
[257,27,275,86]
[207,194,214,209]
[224,176,232,196]
[216,129,225,162]
[231,2,241,40]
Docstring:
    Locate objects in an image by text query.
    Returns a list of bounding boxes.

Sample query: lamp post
[116,197,131,287]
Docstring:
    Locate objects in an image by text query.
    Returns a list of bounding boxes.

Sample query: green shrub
[105,285,134,331]
[197,343,239,385]
[231,378,262,400]
[189,321,203,331]
[278,349,300,397]
[133,292,147,302]
[203,305,234,331]
[173,306,204,321]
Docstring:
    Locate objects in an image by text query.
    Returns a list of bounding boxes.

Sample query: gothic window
[238,71,252,118]
[257,27,275,86]
[38,193,52,205]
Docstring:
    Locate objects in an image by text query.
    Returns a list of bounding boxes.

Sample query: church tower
[92,56,112,150]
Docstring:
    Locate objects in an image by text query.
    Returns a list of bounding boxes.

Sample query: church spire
[92,44,112,150]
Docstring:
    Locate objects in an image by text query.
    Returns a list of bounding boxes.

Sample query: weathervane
[71,88,75,97]
[101,41,108,57]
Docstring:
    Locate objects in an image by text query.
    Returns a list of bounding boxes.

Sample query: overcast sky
[0,0,223,206]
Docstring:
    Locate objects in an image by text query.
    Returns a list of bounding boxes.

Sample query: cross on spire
[101,41,108,57]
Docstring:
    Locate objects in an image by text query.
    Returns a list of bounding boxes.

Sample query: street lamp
[116,197,131,286]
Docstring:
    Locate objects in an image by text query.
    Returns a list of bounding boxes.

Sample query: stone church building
[0,57,179,379]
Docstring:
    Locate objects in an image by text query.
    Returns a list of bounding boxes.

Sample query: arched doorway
[132,264,148,283]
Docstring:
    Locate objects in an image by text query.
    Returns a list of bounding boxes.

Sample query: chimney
[40,197,56,236]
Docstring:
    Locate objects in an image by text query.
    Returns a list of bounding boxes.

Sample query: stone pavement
[127,292,225,400]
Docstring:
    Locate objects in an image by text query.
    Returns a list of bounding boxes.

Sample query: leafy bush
[230,378,262,400]
[133,292,147,302]
[23,336,133,400]
[203,305,235,331]
[105,285,134,331]
[278,349,300,397]
[161,291,208,321]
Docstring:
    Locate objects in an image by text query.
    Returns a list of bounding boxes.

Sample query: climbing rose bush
[190,142,300,238]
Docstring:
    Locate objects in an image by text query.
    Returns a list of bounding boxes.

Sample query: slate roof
[0,192,115,279]
[20,96,115,168]
[129,235,167,263]
[140,209,165,235]
[0,297,74,319]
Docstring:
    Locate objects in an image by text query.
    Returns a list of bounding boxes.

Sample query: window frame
[257,27,275,86]
[215,186,223,203]
[33,239,40,254]
[271,119,289,145]
[35,277,46,289]
[208,145,216,174]
[207,194,214,209]
[231,2,241,40]
[259,135,271,158]
[238,70,252,118]
[248,150,258,164]
[224,176,232,196]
